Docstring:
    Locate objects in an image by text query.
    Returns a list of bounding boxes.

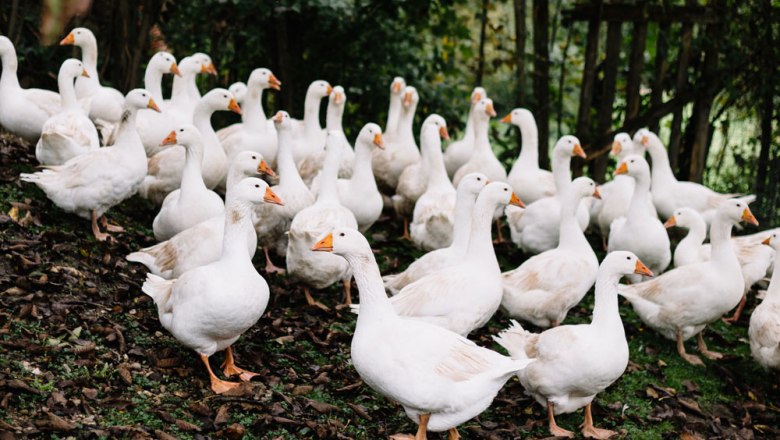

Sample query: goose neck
[450,191,478,251]
[170,73,194,106]
[551,151,573,193]
[347,253,395,321]
[398,104,417,143]
[179,141,207,201]
[244,85,267,129]
[473,116,490,151]
[517,121,540,167]
[114,109,141,147]
[144,67,164,103]
[58,73,79,110]
[78,42,98,73]
[709,215,737,264]
[647,142,677,188]
[316,146,341,204]
[303,93,323,134]
[277,129,306,188]
[766,251,780,302]
[423,132,449,189]
[351,140,378,188]
[221,200,255,261]
[385,93,402,138]
[626,172,652,223]
[558,192,592,253]
[0,51,19,89]
[466,196,499,261]
[592,272,625,328]
[326,104,344,133]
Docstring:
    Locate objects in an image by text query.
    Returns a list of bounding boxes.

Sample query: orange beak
[147,98,161,113]
[268,74,282,91]
[500,113,512,124]
[273,111,284,123]
[333,91,344,104]
[170,62,182,77]
[742,207,759,226]
[257,159,276,177]
[161,130,177,146]
[403,91,413,106]
[509,192,525,208]
[59,32,75,46]
[485,102,497,117]
[207,62,217,76]
[228,98,241,114]
[391,81,403,93]
[311,233,333,252]
[663,216,677,229]
[373,133,384,149]
[762,236,772,246]
[326,84,333,95]
[472,92,482,104]
[264,187,283,206]
[634,259,654,277]
[641,135,649,146]
[614,162,628,176]
[573,144,586,159]
[611,140,621,156]
[439,126,450,140]
[592,187,601,200]
[81,68,90,78]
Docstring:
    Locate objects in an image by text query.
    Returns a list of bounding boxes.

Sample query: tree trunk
[573,1,602,175]
[476,0,490,87]
[668,3,695,173]
[513,0,526,107]
[274,6,294,113]
[649,22,669,133]
[556,26,573,140]
[533,0,550,169]
[591,20,622,182]
[625,19,648,122]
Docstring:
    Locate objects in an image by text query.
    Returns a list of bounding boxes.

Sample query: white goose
[504,108,555,204]
[35,59,99,166]
[372,86,420,195]
[443,87,486,178]
[127,151,273,279]
[410,115,456,250]
[20,89,159,241]
[507,135,589,254]
[312,227,533,440]
[495,251,653,440]
[452,98,506,187]
[215,81,249,142]
[501,177,601,328]
[301,85,352,183]
[141,177,282,394]
[383,173,488,295]
[619,200,759,365]
[164,55,213,125]
[137,51,181,156]
[186,53,217,104]
[383,77,406,145]
[287,132,358,309]
[291,80,331,166]
[749,233,780,370]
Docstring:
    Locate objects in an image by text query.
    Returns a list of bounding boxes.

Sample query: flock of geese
[3,27,780,439]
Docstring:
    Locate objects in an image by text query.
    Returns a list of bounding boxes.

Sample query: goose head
[308,80,333,99]
[161,125,201,148]
[473,98,497,121]
[471,87,487,105]
[633,128,658,150]
[272,110,292,131]
[664,207,705,230]
[0,36,16,58]
[457,172,490,196]
[553,135,586,159]
[500,107,533,126]
[570,176,601,200]
[762,232,780,251]
[602,250,654,278]
[356,123,384,150]
[311,227,369,257]
[200,88,241,114]
[614,154,650,179]
[229,82,247,104]
[148,51,180,77]
[421,114,449,140]
[59,27,96,48]
[177,56,205,78]
[611,132,633,157]
[59,58,89,80]
[232,177,283,206]
[329,85,346,107]
[718,199,758,227]
[402,86,419,108]
[480,181,524,209]
[192,52,217,76]
[390,77,406,95]
[231,150,275,178]
[125,89,160,113]
[249,68,281,91]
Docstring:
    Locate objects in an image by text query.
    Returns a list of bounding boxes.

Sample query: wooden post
[649,22,669,133]
[533,0,550,169]
[625,19,648,122]
[574,0,602,174]
[592,20,622,182]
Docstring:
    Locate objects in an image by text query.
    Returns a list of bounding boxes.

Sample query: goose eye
[339,232,345,237]
[736,203,742,207]
[626,256,631,260]
[254,184,259,188]
[503,188,508,191]
[476,177,481,181]
[252,155,257,159]
[179,129,184,132]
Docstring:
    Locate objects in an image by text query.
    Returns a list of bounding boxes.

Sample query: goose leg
[199,353,240,394]
[304,287,330,311]
[677,330,704,366]
[343,278,352,306]
[401,218,411,240]
[580,403,617,439]
[90,210,110,241]
[221,346,260,382]
[447,427,460,440]
[722,294,747,323]
[99,215,124,232]
[390,413,429,440]
[547,400,574,438]
[263,247,286,275]
[696,332,723,360]
[494,219,505,244]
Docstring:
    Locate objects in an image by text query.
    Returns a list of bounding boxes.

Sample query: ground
[0,129,778,439]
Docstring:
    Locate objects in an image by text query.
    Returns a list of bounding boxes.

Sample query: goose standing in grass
[373,86,420,196]
[137,51,181,156]
[504,108,555,204]
[35,59,99,166]
[383,173,488,295]
[619,200,758,365]
[20,89,160,241]
[501,177,601,328]
[749,233,780,370]
[443,87,486,178]
[495,251,653,439]
[141,177,282,394]
[383,77,406,145]
[313,227,534,440]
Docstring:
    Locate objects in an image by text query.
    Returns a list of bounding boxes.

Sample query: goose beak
[326,84,333,95]
[373,133,384,149]
[263,187,284,206]
[614,162,628,176]
[573,144,586,159]
[391,81,403,93]
[81,68,90,78]
[611,140,621,156]
[311,233,333,252]
[333,91,344,104]
[257,160,276,177]
[207,63,217,76]
[509,192,525,208]
[500,113,512,124]
[663,216,677,229]
[742,207,759,226]
[592,187,601,200]
[268,74,282,91]
[762,236,772,246]
[273,111,284,123]
[403,91,413,107]
[59,32,75,46]
[641,135,649,146]
[170,62,182,77]
[439,126,450,140]
[634,259,654,277]
[472,92,482,104]
[228,98,242,114]
[147,98,161,113]
[161,130,177,146]
[485,102,497,117]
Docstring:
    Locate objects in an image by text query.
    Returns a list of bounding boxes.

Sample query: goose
[140,88,240,204]
[127,151,274,279]
[152,126,226,241]
[141,177,282,394]
[0,36,61,142]
[287,131,359,310]
[383,76,406,144]
[383,173,489,295]
[312,227,534,440]
[443,87,486,178]
[410,115,456,250]
[364,182,524,336]
[136,51,182,157]
[164,55,214,125]
[300,85,352,183]
[255,111,315,274]
[20,89,160,241]
[452,98,506,187]
[372,86,420,195]
[495,251,653,439]
[501,177,601,328]
[291,80,331,164]
[607,155,671,280]
[229,81,247,104]
[220,68,281,169]
[187,52,217,104]
[749,233,780,370]
[635,129,754,223]
[618,199,758,365]
[504,108,555,204]
[394,114,449,241]
[35,59,99,166]
[507,135,589,254]
[215,81,249,142]
[664,207,774,323]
